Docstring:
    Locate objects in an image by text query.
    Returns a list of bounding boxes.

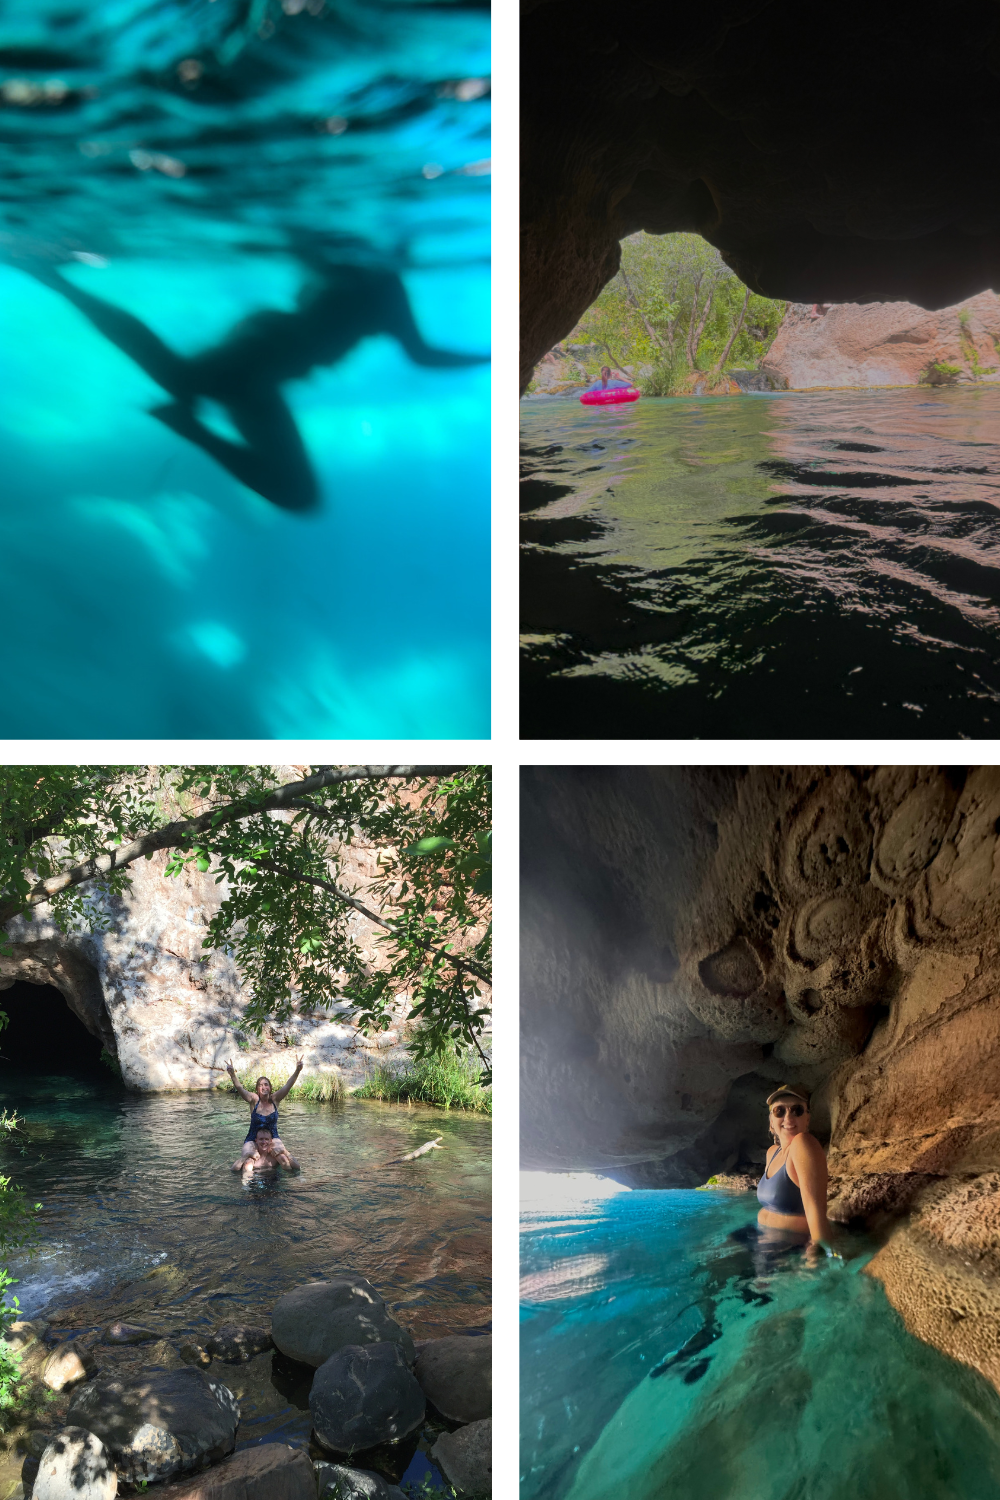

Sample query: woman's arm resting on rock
[272,1057,304,1104]
[791,1135,834,1247]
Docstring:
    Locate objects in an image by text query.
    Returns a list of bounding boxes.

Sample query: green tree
[565,232,786,394]
[0,765,492,1074]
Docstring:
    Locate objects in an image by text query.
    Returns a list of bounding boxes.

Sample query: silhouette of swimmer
[23,262,488,512]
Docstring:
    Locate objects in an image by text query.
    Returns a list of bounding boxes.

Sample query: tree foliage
[0,765,492,1074]
[563,232,786,394]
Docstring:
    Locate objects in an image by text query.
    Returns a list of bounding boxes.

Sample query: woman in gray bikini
[757,1084,840,1260]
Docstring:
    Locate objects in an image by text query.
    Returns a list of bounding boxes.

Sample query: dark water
[0,0,489,735]
[1,1067,490,1470]
[520,1177,1000,1500]
[521,388,1000,738]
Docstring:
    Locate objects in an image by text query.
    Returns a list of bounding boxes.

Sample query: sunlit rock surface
[763,294,1000,389]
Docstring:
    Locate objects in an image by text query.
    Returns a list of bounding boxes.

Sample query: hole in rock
[0,980,105,1074]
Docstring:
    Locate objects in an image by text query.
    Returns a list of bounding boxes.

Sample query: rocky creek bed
[0,1068,491,1498]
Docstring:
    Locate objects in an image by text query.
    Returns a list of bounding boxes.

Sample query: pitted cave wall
[521,764,1000,1390]
[521,1,1000,389]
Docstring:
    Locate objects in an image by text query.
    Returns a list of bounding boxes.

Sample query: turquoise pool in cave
[520,1174,1000,1500]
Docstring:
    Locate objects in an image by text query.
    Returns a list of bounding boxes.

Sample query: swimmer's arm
[226,1061,256,1104]
[272,1057,304,1104]
[790,1135,834,1248]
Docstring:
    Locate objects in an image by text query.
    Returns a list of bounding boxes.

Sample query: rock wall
[521,764,1000,1388]
[521,1,1000,390]
[1,845,410,1092]
[762,293,1000,389]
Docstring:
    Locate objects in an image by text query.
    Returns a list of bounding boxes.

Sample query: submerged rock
[32,1427,116,1500]
[66,1366,239,1485]
[205,1324,273,1363]
[314,1460,407,1499]
[150,1442,315,1498]
[432,1418,492,1496]
[43,1342,96,1392]
[271,1278,415,1369]
[102,1321,158,1345]
[414,1335,491,1423]
[309,1341,425,1453]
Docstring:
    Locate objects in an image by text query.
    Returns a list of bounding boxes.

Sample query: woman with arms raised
[757,1084,841,1260]
[227,1058,303,1170]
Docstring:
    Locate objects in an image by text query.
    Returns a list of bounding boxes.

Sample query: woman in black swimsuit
[227,1056,303,1169]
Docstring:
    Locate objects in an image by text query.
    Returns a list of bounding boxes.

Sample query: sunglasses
[771,1103,806,1118]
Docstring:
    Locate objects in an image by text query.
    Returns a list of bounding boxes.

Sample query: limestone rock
[205,1325,273,1363]
[414,1335,491,1423]
[314,1460,407,1499]
[149,1442,315,1499]
[102,1321,158,1345]
[43,1342,95,1392]
[3,1319,48,1353]
[271,1278,415,1369]
[179,1343,213,1368]
[32,1427,116,1500]
[66,1367,239,1485]
[432,1418,492,1496]
[309,1342,425,1453]
[762,294,1000,390]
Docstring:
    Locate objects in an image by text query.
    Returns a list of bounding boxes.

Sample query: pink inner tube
[579,386,641,406]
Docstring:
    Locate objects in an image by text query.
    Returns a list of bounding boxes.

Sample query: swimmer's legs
[25,266,192,399]
[150,392,319,512]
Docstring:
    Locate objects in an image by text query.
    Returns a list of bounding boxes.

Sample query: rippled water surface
[1,1067,490,1464]
[521,389,1000,738]
[521,1181,1000,1500]
[0,0,489,734]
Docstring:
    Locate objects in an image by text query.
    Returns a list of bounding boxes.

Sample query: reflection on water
[0,0,490,735]
[1,1068,490,1452]
[521,387,1000,738]
[521,1184,1000,1500]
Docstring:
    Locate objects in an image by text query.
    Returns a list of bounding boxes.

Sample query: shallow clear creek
[0,0,489,736]
[521,387,1000,738]
[520,1179,1000,1500]
[1,1066,490,1481]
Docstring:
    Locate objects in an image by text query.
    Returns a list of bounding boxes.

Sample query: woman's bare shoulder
[790,1132,826,1160]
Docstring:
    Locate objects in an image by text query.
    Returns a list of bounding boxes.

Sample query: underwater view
[520,1175,1000,1500]
[0,0,490,735]
[521,387,1000,739]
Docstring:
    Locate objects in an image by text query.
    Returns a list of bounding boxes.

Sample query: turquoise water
[0,1066,490,1469]
[0,1,489,734]
[521,387,1000,738]
[521,1180,1000,1500]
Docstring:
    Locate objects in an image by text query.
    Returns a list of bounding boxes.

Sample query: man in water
[234,1127,300,1177]
[14,257,489,512]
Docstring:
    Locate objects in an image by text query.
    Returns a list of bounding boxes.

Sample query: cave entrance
[0,980,108,1076]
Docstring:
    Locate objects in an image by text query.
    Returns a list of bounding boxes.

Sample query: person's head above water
[600,365,611,387]
[255,1077,273,1100]
[255,1128,275,1152]
[766,1084,811,1144]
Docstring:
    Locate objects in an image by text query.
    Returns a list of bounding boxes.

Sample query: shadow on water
[520,388,1000,738]
[521,1187,1000,1500]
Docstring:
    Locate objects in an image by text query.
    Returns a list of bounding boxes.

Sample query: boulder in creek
[309,1342,425,1454]
[32,1427,117,1500]
[66,1366,239,1485]
[143,1442,316,1499]
[205,1324,273,1363]
[314,1460,407,1499]
[179,1343,213,1368]
[102,1320,159,1345]
[414,1334,491,1423]
[3,1319,49,1353]
[432,1418,492,1497]
[271,1278,415,1369]
[43,1342,96,1392]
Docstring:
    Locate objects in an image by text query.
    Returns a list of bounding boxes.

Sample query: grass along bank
[355,1051,492,1113]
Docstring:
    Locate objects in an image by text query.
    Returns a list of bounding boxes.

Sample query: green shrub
[354,1050,491,1114]
[921,361,962,386]
[640,359,683,397]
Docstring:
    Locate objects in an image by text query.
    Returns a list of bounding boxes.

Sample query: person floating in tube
[585,363,633,393]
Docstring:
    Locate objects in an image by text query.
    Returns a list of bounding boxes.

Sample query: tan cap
[766,1084,810,1108]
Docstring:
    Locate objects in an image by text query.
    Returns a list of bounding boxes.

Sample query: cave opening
[0,980,109,1076]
